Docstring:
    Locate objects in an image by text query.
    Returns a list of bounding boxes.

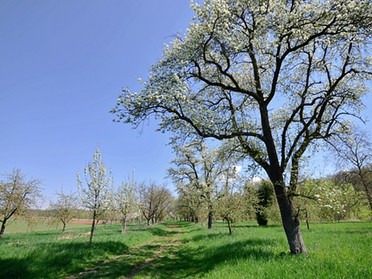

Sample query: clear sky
[0,0,194,203]
[1,1,371,205]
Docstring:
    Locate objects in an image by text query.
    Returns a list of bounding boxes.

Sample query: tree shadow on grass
[139,222,200,237]
[139,237,278,278]
[0,240,128,279]
[189,231,228,242]
[149,226,176,237]
[68,243,167,279]
[25,224,280,279]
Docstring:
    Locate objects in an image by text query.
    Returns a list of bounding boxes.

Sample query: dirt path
[125,224,183,279]
[65,223,184,279]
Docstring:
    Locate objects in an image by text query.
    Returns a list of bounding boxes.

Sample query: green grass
[0,220,371,278]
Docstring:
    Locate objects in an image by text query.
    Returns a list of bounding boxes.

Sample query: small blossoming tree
[77,148,113,243]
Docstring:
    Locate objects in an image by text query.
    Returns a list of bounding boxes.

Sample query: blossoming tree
[77,148,113,243]
[112,0,371,254]
[168,141,238,229]
[114,177,137,234]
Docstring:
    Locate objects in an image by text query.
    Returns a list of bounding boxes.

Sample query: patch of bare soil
[70,219,92,225]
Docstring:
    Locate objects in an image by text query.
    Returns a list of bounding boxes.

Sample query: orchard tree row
[1,136,371,242]
[0,149,174,242]
[169,139,372,235]
[74,148,174,243]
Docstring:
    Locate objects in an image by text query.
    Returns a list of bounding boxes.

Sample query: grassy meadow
[0,220,371,278]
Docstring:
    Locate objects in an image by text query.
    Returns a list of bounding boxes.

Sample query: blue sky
[1,1,371,205]
[0,0,194,203]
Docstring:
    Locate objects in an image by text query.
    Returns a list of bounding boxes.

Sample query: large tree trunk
[274,183,307,254]
[259,101,307,254]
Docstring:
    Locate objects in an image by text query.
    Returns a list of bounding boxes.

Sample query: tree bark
[61,220,66,233]
[226,218,232,235]
[207,205,213,229]
[259,102,307,254]
[0,219,7,240]
[0,209,17,240]
[274,182,307,254]
[255,210,268,226]
[89,210,97,244]
[305,210,310,231]
[121,218,127,234]
[359,172,372,212]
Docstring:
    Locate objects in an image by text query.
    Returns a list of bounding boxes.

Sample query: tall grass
[0,220,371,278]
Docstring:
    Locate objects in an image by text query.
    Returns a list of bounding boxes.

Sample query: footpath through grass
[0,221,371,278]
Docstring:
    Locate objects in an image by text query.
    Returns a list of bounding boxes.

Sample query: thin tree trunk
[359,173,372,212]
[62,220,66,233]
[226,218,232,235]
[89,210,97,244]
[365,191,372,212]
[305,210,310,231]
[0,219,7,240]
[0,209,17,240]
[121,218,127,234]
[207,206,213,229]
